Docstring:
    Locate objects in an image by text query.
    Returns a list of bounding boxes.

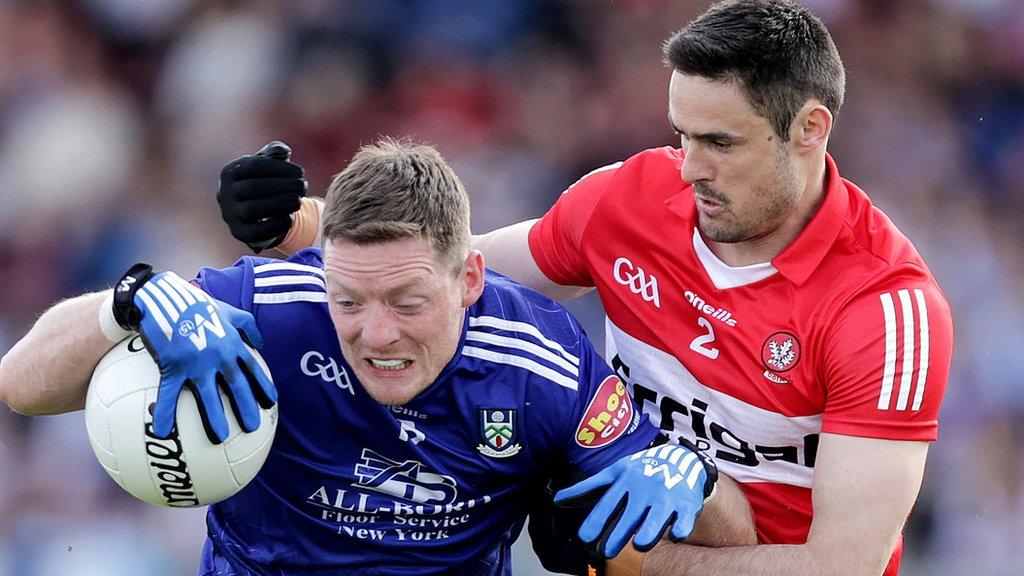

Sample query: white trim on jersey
[895,290,916,411]
[254,275,328,290]
[911,289,930,411]
[607,320,820,488]
[563,162,623,195]
[692,229,777,290]
[253,291,329,304]
[878,293,898,410]
[253,262,326,278]
[467,316,580,366]
[877,289,930,412]
[465,330,579,377]
[462,346,579,391]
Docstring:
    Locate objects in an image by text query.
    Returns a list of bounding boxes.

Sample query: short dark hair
[322,137,470,272]
[663,0,845,139]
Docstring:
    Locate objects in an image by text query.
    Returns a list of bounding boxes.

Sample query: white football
[85,335,278,507]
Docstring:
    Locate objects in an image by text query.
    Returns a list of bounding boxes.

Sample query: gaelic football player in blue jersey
[0,139,754,575]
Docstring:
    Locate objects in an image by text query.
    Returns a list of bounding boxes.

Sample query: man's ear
[460,250,485,308]
[790,101,832,156]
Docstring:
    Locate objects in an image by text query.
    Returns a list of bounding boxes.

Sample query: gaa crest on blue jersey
[477,409,521,458]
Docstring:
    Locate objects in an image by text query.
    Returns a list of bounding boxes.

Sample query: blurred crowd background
[1,0,1023,574]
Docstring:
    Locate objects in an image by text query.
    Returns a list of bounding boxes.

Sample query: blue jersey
[194,249,657,576]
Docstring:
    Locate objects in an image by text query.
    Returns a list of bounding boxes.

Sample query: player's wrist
[99,262,156,342]
[276,197,323,255]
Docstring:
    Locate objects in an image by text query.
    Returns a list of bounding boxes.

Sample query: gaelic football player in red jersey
[216,2,953,575]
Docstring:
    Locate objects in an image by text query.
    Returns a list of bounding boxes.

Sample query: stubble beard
[696,154,800,245]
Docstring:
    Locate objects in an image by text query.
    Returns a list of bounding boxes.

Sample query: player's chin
[364,384,422,407]
[359,372,425,406]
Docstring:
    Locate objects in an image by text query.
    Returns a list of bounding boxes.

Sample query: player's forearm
[472,220,592,301]
[642,537,901,576]
[0,291,116,415]
[611,474,756,576]
[685,473,757,547]
[642,542,825,576]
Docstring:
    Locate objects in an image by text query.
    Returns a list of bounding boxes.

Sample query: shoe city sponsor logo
[683,290,737,327]
[575,376,638,449]
[306,449,492,542]
[301,350,355,395]
[614,257,661,308]
[144,402,199,507]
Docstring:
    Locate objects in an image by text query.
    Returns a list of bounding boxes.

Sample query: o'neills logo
[144,403,199,507]
[683,290,737,327]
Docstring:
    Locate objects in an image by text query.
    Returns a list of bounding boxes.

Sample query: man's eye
[336,300,358,309]
[712,140,732,151]
[395,301,425,313]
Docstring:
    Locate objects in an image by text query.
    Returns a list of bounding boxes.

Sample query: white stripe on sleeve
[253,291,329,304]
[877,292,897,410]
[253,262,325,277]
[254,275,327,290]
[468,316,579,366]
[465,330,579,377]
[895,289,916,411]
[911,289,930,411]
[461,346,578,390]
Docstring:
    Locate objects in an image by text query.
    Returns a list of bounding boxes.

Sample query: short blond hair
[322,138,470,271]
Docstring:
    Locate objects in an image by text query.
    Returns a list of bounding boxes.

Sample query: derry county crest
[761,331,801,384]
[477,409,521,458]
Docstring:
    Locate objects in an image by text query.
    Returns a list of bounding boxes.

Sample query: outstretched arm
[1,267,276,445]
[472,220,592,301]
[0,291,113,415]
[637,434,928,576]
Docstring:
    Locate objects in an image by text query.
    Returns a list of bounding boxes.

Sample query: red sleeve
[820,274,953,441]
[527,163,622,287]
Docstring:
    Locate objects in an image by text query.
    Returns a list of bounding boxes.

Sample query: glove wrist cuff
[111,262,155,331]
[678,438,718,501]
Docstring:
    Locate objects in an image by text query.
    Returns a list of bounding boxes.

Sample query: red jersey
[528,147,953,574]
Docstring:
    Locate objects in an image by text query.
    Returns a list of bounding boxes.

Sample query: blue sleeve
[193,258,255,312]
[558,332,659,477]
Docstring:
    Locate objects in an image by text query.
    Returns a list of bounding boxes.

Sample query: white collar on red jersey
[692,229,777,289]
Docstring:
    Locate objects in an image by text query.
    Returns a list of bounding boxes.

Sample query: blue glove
[554,440,718,559]
[112,264,277,444]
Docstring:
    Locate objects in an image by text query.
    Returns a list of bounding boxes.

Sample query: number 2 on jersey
[690,317,719,359]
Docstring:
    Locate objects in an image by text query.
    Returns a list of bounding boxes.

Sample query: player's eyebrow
[667,112,743,144]
[329,278,428,299]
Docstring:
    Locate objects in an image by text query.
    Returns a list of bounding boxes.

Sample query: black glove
[528,479,610,575]
[218,141,307,253]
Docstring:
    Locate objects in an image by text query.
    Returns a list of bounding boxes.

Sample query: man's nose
[680,145,713,184]
[361,308,401,349]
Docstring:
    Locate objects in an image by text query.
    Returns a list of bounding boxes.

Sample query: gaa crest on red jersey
[761,331,801,375]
